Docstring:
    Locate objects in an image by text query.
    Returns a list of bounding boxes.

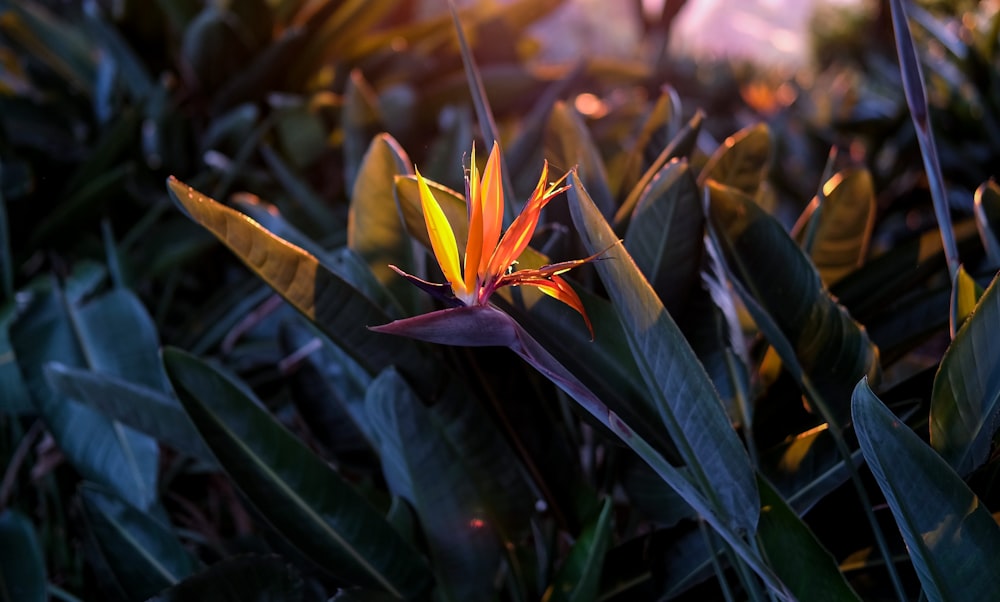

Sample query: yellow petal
[416,168,466,298]
[479,141,504,279]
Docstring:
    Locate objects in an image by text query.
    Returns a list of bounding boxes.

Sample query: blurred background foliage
[2,0,1000,600]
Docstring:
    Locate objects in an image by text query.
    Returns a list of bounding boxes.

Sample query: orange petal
[478,141,504,279]
[416,168,466,297]
[512,274,593,339]
[464,144,484,293]
[486,164,567,278]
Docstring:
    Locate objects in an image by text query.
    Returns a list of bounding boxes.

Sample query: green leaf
[258,143,341,235]
[348,134,417,305]
[166,177,436,387]
[0,510,46,602]
[698,123,771,198]
[147,555,304,602]
[624,159,703,316]
[759,426,860,515]
[544,102,614,218]
[543,497,614,602]
[9,287,160,510]
[163,348,432,597]
[279,319,375,456]
[853,379,1000,601]
[707,181,880,424]
[448,1,518,224]
[948,265,983,338]
[792,169,876,286]
[974,180,1000,266]
[44,363,215,465]
[614,110,703,230]
[0,302,33,414]
[757,477,861,602]
[930,271,1000,475]
[366,368,504,602]
[569,172,759,533]
[1,1,97,94]
[614,86,680,199]
[80,484,197,599]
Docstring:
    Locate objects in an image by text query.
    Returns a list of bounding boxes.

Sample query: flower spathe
[388,141,598,338]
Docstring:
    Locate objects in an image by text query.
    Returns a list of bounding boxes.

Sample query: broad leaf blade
[853,379,1000,601]
[569,172,759,533]
[348,134,416,306]
[757,477,861,602]
[9,287,160,510]
[163,348,432,597]
[792,169,876,286]
[707,181,880,424]
[166,177,435,385]
[974,180,1000,266]
[624,159,703,316]
[930,271,1000,475]
[544,497,614,602]
[148,555,304,602]
[948,265,982,338]
[0,510,46,602]
[366,368,504,602]
[545,101,614,218]
[698,123,771,198]
[44,363,215,465]
[80,484,197,599]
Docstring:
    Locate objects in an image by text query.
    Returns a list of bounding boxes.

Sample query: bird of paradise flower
[376,141,603,340]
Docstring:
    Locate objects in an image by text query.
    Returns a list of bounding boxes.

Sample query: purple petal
[369,305,518,347]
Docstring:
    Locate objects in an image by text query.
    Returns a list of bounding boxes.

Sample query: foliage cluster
[2,0,1000,601]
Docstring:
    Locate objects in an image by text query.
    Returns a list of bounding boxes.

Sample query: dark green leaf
[974,180,1000,266]
[44,363,214,465]
[366,368,504,602]
[9,287,160,510]
[698,123,771,198]
[931,271,1000,475]
[258,143,341,234]
[614,110,703,230]
[0,510,46,602]
[757,477,860,602]
[80,484,197,599]
[0,302,33,414]
[147,555,303,602]
[545,102,614,218]
[447,1,517,224]
[614,86,679,199]
[163,348,432,597]
[569,172,760,533]
[166,177,436,388]
[624,159,702,316]
[347,134,417,307]
[707,181,880,424]
[949,265,983,337]
[543,497,613,602]
[792,169,876,286]
[853,379,1000,601]
[1,1,97,93]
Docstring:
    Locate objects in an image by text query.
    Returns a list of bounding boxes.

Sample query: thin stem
[699,520,736,602]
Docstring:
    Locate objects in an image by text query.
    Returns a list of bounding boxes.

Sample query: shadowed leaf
[854,379,1000,601]
[163,348,432,597]
[166,177,435,387]
[707,181,880,424]
[792,169,876,286]
[931,271,1000,475]
[569,172,759,533]
[543,497,614,602]
[757,477,861,602]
